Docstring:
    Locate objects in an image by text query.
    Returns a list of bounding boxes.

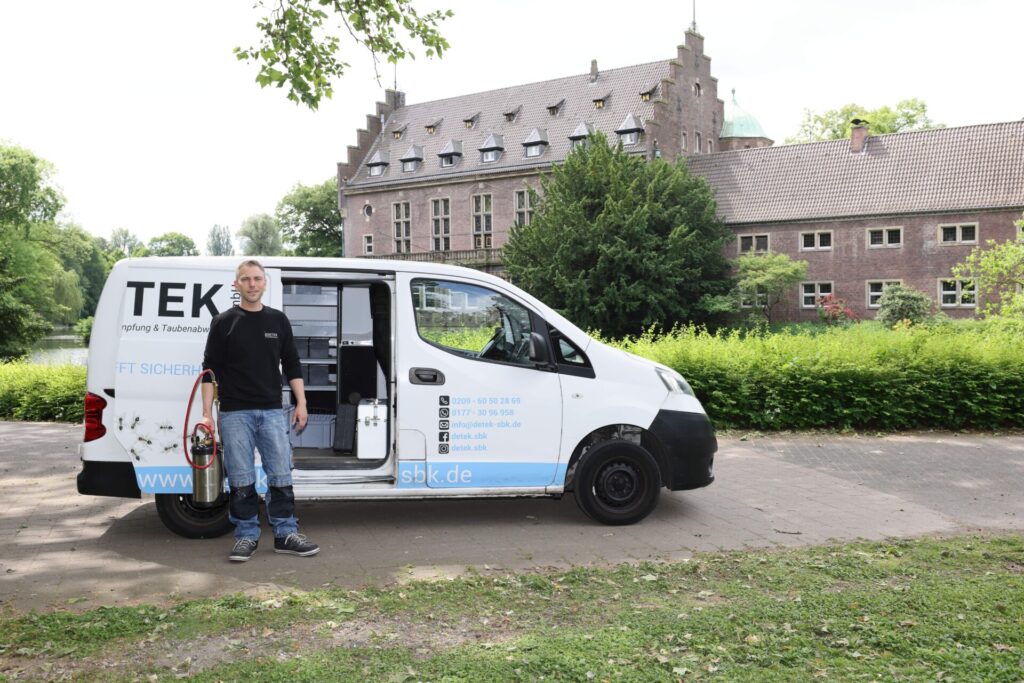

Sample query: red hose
[183,369,218,470]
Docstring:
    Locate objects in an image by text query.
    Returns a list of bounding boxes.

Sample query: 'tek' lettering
[126,281,222,318]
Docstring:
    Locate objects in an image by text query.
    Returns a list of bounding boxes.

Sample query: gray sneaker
[229,538,258,562]
[274,533,320,557]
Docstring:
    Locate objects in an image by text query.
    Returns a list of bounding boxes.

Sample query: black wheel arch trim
[647,409,717,491]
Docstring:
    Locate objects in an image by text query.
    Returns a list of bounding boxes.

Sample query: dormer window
[438,139,463,168]
[426,125,436,135]
[593,93,611,110]
[569,121,594,150]
[478,133,504,164]
[640,92,651,102]
[391,124,406,140]
[547,99,564,116]
[425,118,442,135]
[522,128,549,159]
[366,150,389,177]
[463,112,480,129]
[503,105,521,123]
[399,144,423,173]
[615,113,644,147]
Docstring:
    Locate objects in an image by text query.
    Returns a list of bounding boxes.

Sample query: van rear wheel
[574,440,661,525]
[155,493,232,539]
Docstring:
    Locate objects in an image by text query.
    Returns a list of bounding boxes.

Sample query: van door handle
[410,367,445,385]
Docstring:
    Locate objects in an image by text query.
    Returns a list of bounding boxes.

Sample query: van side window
[412,279,535,367]
[548,325,594,378]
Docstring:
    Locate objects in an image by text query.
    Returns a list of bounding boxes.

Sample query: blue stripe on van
[134,462,569,493]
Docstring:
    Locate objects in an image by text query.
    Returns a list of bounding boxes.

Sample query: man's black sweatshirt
[202,305,302,412]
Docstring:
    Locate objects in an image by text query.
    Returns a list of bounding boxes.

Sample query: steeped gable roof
[685,121,1024,224]
[345,59,670,188]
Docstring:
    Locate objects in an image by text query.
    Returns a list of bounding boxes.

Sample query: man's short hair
[235,259,265,279]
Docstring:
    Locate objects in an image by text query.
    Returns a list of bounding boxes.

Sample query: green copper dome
[720,89,768,139]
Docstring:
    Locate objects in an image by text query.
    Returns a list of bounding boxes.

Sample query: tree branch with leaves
[236,0,452,110]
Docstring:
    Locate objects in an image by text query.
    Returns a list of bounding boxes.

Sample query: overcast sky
[2,0,1022,250]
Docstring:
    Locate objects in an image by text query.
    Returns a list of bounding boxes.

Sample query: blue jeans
[219,409,298,541]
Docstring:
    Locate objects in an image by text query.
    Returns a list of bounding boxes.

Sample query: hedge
[614,320,1024,430]
[0,363,86,423]
[4,320,1024,430]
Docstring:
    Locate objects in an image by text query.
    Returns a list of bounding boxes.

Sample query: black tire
[155,493,232,539]
[574,440,661,525]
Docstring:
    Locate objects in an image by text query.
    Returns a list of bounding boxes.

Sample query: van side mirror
[529,332,552,367]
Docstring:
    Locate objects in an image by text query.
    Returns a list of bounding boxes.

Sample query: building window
[800,231,833,251]
[515,190,534,227]
[802,282,833,308]
[402,160,419,173]
[392,202,411,254]
[472,193,493,249]
[681,132,687,151]
[362,204,373,218]
[594,98,605,109]
[939,279,975,307]
[740,285,767,309]
[693,82,702,98]
[440,155,455,168]
[368,165,385,177]
[620,131,639,146]
[939,223,978,245]
[867,280,901,308]
[525,144,544,158]
[570,138,586,150]
[867,227,902,248]
[694,132,702,153]
[431,198,450,251]
[707,139,714,153]
[363,235,373,255]
[481,149,501,163]
[739,234,769,254]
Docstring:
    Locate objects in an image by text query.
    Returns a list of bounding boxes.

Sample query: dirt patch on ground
[0,612,522,681]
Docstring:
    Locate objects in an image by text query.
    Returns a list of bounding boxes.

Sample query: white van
[78,257,716,537]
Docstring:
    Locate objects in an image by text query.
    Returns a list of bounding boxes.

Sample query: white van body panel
[80,256,716,516]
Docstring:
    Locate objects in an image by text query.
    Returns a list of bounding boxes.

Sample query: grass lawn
[1,534,1022,681]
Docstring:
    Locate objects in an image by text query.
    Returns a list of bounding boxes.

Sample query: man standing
[200,259,320,562]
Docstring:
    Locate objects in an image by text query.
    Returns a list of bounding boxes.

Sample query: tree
[207,224,235,256]
[504,133,734,338]
[148,232,199,256]
[786,98,943,143]
[236,0,452,110]
[52,224,110,317]
[0,144,63,234]
[238,214,284,256]
[952,216,1024,318]
[276,178,344,256]
[876,284,934,326]
[734,252,808,323]
[108,227,142,258]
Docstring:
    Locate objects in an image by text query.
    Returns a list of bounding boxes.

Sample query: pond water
[29,335,88,366]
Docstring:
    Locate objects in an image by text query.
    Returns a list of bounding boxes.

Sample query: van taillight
[84,392,107,442]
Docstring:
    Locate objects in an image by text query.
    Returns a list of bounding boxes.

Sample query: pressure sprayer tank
[189,433,223,506]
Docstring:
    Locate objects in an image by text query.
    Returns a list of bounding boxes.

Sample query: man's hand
[197,415,216,437]
[291,403,308,432]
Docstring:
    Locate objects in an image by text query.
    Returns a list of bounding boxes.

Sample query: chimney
[590,59,599,82]
[850,121,869,153]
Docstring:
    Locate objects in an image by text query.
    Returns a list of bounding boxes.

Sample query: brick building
[686,121,1024,319]
[337,28,1024,319]
[337,28,728,269]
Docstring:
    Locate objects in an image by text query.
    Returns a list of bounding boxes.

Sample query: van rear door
[395,273,562,489]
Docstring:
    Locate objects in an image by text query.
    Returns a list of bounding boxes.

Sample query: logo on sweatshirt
[265,332,279,339]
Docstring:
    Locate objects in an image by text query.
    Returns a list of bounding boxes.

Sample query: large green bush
[615,320,1024,430]
[0,362,85,422]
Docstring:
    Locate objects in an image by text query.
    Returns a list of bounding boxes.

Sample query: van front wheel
[155,493,232,539]
[574,440,661,525]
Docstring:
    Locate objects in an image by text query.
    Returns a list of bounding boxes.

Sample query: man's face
[234,266,266,305]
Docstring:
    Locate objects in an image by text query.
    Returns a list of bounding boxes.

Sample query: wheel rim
[595,460,643,508]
